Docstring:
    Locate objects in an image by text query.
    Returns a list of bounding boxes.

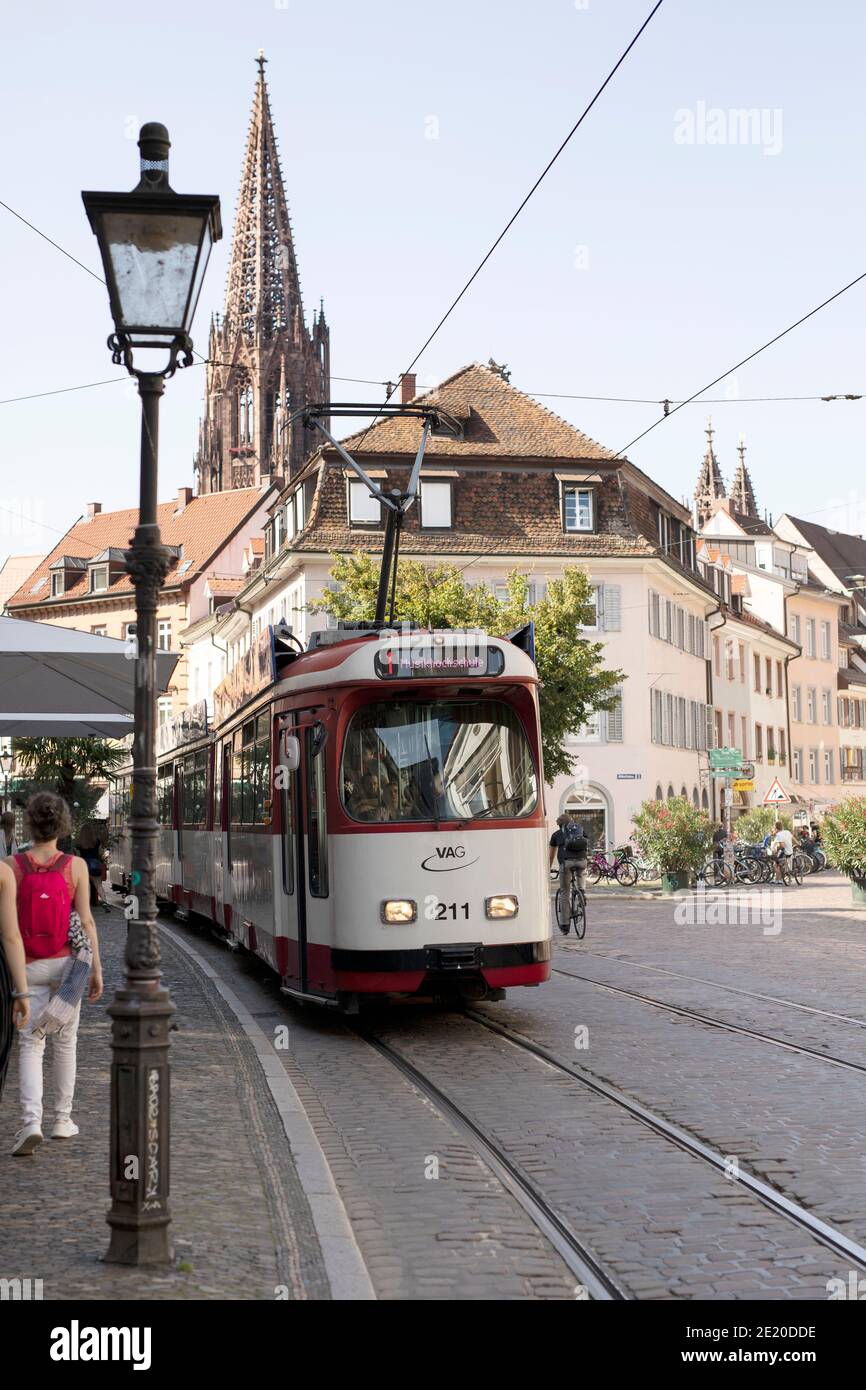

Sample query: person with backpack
[549,813,589,932]
[6,792,103,1156]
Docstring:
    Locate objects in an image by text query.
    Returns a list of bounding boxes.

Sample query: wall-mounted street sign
[616,773,642,780]
[709,747,742,769]
[763,777,792,805]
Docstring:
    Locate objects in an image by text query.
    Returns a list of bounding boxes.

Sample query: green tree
[311,554,624,782]
[733,806,793,844]
[12,737,128,832]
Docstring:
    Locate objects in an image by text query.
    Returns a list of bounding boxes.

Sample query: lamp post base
[104,976,175,1266]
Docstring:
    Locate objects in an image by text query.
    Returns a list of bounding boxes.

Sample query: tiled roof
[7,488,265,610]
[0,554,42,610]
[785,515,866,586]
[288,460,656,560]
[839,666,866,689]
[204,574,247,596]
[336,363,616,461]
[730,510,774,536]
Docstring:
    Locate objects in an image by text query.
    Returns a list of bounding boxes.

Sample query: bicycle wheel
[586,862,603,886]
[792,852,811,881]
[571,883,587,939]
[615,859,638,887]
[735,857,760,885]
[703,858,725,888]
[814,849,827,872]
[790,856,804,886]
[758,858,773,884]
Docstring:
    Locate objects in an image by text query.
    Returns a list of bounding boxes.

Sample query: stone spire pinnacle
[194,57,330,493]
[222,52,304,345]
[729,433,759,518]
[694,416,726,528]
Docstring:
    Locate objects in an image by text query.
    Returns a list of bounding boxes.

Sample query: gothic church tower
[195,54,330,494]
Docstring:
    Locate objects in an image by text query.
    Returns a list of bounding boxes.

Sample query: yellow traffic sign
[733,779,754,792]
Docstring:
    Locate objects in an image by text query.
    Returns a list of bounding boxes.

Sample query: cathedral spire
[729,434,759,518]
[694,416,726,528]
[222,50,304,345]
[195,56,330,494]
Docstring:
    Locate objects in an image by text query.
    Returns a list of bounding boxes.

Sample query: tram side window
[306,727,328,897]
[182,752,208,826]
[157,766,173,825]
[255,712,270,822]
[212,747,221,828]
[231,731,243,825]
[233,717,272,826]
[195,749,209,826]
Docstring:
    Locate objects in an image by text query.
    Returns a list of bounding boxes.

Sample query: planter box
[661,870,690,894]
[851,880,866,905]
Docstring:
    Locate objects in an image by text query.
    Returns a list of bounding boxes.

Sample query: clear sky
[1,0,864,567]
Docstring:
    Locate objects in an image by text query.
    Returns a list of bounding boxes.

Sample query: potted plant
[632,796,713,894]
[821,797,866,903]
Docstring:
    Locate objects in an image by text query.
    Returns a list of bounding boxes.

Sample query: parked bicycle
[586,845,639,888]
[694,857,733,888]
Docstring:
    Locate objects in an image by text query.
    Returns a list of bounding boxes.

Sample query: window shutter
[595,584,606,630]
[607,687,623,742]
[649,589,660,636]
[603,584,621,631]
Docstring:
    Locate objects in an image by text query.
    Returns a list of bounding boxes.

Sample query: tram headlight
[381,899,417,924]
[485,894,518,919]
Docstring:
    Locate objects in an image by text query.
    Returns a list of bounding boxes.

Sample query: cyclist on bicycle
[549,814,588,932]
[769,820,794,884]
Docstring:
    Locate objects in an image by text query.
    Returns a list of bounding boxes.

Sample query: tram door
[213,742,229,929]
[173,763,184,899]
[300,721,329,995]
[279,717,306,993]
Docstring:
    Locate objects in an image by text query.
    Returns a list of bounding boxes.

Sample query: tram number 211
[424,898,470,921]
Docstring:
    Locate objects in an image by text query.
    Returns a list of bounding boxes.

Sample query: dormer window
[348,480,381,527]
[51,573,64,597]
[562,486,594,533]
[90,566,109,593]
[420,480,453,529]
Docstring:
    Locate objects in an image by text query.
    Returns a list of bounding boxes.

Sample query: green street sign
[709,747,742,769]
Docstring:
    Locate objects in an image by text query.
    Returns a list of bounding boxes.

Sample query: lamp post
[83,126,221,1264]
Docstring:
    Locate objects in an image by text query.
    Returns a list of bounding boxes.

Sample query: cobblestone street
[3,875,864,1301]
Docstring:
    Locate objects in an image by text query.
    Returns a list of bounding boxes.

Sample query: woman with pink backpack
[7,792,103,1156]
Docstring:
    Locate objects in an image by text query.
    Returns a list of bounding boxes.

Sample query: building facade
[183,362,718,847]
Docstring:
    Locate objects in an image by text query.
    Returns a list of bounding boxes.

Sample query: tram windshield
[341,699,537,823]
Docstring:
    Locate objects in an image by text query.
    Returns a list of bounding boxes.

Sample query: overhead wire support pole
[293,401,460,626]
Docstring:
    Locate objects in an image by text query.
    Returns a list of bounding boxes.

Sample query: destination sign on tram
[374,637,505,680]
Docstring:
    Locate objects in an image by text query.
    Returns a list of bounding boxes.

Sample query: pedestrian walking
[76,819,111,913]
[0,859,29,1102]
[0,810,19,860]
[6,792,103,1156]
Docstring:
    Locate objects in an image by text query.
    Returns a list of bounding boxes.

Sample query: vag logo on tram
[421,846,479,871]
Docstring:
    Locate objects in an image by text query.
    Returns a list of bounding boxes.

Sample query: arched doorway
[563,783,610,852]
[701,787,709,811]
[667,784,675,800]
[692,786,700,808]
[655,784,664,801]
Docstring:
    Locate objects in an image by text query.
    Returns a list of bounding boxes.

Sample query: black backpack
[562,825,588,859]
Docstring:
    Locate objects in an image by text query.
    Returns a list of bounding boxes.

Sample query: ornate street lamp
[83,126,221,1265]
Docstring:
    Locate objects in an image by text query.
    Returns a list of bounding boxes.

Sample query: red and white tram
[109,625,551,1008]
